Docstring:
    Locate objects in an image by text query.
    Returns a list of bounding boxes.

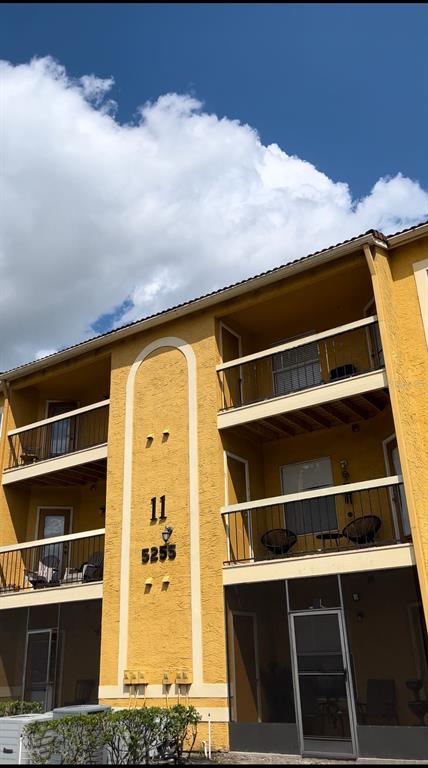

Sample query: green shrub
[23,705,201,765]
[0,699,43,717]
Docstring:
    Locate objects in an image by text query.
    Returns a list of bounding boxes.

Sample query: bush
[24,705,201,765]
[0,699,43,717]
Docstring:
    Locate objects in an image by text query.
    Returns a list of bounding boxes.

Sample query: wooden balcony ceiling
[18,458,107,487]
[232,389,390,443]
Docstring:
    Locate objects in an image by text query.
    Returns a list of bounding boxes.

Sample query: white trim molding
[118,337,203,693]
[2,443,108,485]
[0,581,103,610]
[7,399,109,436]
[221,474,402,515]
[98,683,228,700]
[223,543,415,586]
[217,316,378,372]
[413,258,428,347]
[0,527,105,554]
[217,369,388,429]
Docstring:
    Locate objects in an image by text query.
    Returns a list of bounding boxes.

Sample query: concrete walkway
[192,751,428,765]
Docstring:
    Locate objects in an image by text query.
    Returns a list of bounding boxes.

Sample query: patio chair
[20,446,39,464]
[357,678,398,725]
[82,551,104,582]
[342,515,381,545]
[25,554,60,588]
[62,550,104,584]
[261,528,297,556]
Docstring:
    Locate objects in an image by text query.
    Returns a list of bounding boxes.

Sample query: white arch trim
[117,336,203,689]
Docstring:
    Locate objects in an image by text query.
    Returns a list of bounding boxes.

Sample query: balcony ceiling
[229,389,390,443]
[17,458,107,487]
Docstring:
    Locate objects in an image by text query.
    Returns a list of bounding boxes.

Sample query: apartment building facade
[0,221,427,760]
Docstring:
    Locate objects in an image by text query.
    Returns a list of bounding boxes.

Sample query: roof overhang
[387,221,428,248]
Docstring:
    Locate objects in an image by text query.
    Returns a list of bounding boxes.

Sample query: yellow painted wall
[370,238,428,624]
[99,311,228,700]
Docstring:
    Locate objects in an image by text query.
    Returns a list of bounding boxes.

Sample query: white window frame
[280,457,337,536]
[413,258,428,347]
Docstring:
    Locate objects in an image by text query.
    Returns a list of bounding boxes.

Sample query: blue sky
[2,3,427,199]
[1,3,427,368]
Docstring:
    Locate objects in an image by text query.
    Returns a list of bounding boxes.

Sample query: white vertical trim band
[118,337,202,687]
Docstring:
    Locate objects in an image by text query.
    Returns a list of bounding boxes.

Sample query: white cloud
[1,56,427,371]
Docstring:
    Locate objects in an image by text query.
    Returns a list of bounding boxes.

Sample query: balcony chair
[63,550,104,584]
[357,678,399,725]
[82,550,104,582]
[20,446,39,464]
[261,528,297,556]
[25,554,60,588]
[342,515,381,545]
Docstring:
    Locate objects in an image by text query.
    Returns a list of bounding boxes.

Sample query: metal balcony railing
[6,401,109,469]
[0,529,105,594]
[217,316,384,411]
[222,477,409,565]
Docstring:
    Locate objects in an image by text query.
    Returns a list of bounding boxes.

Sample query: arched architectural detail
[117,337,202,687]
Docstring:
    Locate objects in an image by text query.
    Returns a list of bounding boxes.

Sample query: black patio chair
[342,515,381,545]
[261,528,297,556]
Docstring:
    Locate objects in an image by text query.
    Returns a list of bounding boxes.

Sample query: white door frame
[34,506,74,540]
[45,400,80,456]
[219,322,243,406]
[288,607,358,758]
[34,507,74,578]
[224,452,252,560]
[382,434,402,541]
[364,298,383,369]
[229,610,262,723]
[22,628,57,711]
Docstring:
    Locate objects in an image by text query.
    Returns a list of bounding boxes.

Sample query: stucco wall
[370,239,428,623]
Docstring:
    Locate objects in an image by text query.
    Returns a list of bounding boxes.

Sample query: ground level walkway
[193,752,428,765]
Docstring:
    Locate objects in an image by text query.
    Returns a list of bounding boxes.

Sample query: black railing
[0,531,105,594]
[7,403,109,469]
[223,482,408,565]
[218,319,384,411]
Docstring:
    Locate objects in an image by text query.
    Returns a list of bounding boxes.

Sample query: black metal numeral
[142,548,150,564]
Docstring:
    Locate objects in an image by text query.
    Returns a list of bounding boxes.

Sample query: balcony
[0,529,105,607]
[222,476,410,567]
[3,400,109,485]
[217,317,387,431]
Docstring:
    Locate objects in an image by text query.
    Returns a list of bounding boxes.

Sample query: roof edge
[387,221,428,248]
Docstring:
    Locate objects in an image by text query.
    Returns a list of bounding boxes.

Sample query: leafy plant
[0,699,43,717]
[24,705,201,765]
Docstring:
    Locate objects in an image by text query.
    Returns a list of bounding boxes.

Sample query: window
[413,259,428,347]
[281,458,337,536]
[273,334,321,396]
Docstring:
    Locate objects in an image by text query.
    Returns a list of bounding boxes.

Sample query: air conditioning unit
[52,705,111,764]
[0,713,53,765]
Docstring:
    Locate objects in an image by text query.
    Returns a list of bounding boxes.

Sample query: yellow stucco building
[0,221,427,760]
